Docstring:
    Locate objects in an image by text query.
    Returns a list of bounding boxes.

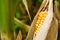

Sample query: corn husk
[26,0,58,40]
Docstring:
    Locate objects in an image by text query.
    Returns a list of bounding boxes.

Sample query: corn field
[0,0,60,40]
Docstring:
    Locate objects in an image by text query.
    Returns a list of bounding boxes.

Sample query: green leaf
[0,0,18,40]
[14,18,30,32]
[38,0,43,3]
[15,8,21,18]
[57,0,60,4]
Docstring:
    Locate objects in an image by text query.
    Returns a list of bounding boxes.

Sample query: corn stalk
[0,0,18,40]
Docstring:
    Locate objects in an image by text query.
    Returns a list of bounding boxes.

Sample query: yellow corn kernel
[35,24,39,27]
[34,11,48,36]
[34,30,38,35]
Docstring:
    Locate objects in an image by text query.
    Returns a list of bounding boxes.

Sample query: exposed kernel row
[34,11,48,36]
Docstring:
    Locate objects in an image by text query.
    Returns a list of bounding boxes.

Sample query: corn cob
[34,11,48,36]
[33,0,53,40]
[26,0,49,40]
